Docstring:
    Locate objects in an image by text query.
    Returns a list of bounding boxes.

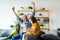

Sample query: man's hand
[12,7,15,11]
[12,7,19,18]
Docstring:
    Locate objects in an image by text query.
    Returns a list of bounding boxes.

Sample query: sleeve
[31,12,35,17]
[32,24,37,32]
[32,12,35,16]
[27,12,35,18]
[17,17,23,23]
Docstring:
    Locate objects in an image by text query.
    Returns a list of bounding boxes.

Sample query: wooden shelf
[17,10,49,12]
[38,22,49,24]
[40,27,50,30]
[35,16,49,18]
[41,28,49,30]
[17,9,50,34]
[40,22,49,24]
[35,10,49,12]
[42,30,50,34]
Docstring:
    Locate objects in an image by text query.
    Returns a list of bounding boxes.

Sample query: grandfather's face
[22,16,28,22]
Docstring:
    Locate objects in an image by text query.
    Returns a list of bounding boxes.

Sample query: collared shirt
[17,12,35,32]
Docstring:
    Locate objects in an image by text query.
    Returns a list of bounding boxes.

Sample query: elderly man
[12,2,35,40]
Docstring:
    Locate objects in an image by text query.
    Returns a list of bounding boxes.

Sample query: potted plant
[42,8,45,10]
[19,13,24,15]
[40,24,44,29]
[40,24,44,27]
[37,19,40,22]
[39,13,42,16]
[20,7,24,9]
[10,25,14,28]
[28,6,33,10]
[14,20,20,31]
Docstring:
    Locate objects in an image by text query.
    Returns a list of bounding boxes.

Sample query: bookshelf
[17,9,50,34]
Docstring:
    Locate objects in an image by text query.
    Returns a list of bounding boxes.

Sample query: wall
[0,0,60,35]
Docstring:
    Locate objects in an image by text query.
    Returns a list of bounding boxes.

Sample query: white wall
[0,0,60,35]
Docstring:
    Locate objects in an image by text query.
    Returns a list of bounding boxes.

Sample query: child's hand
[26,32,30,34]
[31,2,35,6]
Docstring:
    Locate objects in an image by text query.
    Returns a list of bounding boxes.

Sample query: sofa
[26,31,60,40]
[0,29,13,40]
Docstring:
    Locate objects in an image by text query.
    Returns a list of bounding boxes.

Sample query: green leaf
[19,13,24,15]
[37,19,40,21]
[28,6,33,9]
[20,7,24,9]
[39,13,42,16]
[40,24,44,26]
[10,25,14,28]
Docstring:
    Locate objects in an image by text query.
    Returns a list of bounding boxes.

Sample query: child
[22,16,41,40]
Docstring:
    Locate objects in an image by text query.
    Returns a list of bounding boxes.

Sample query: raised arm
[12,7,19,18]
[12,7,23,23]
[31,2,35,16]
[31,2,35,12]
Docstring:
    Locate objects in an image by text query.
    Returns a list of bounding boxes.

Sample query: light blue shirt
[17,12,35,32]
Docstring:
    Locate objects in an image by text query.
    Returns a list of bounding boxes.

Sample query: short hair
[22,15,28,19]
[29,16,37,23]
[23,15,27,17]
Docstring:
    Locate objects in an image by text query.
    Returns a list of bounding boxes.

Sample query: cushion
[26,35,39,40]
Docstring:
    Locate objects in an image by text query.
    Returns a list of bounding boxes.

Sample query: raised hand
[12,7,15,11]
[12,7,19,17]
[31,2,35,6]
[31,2,35,13]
